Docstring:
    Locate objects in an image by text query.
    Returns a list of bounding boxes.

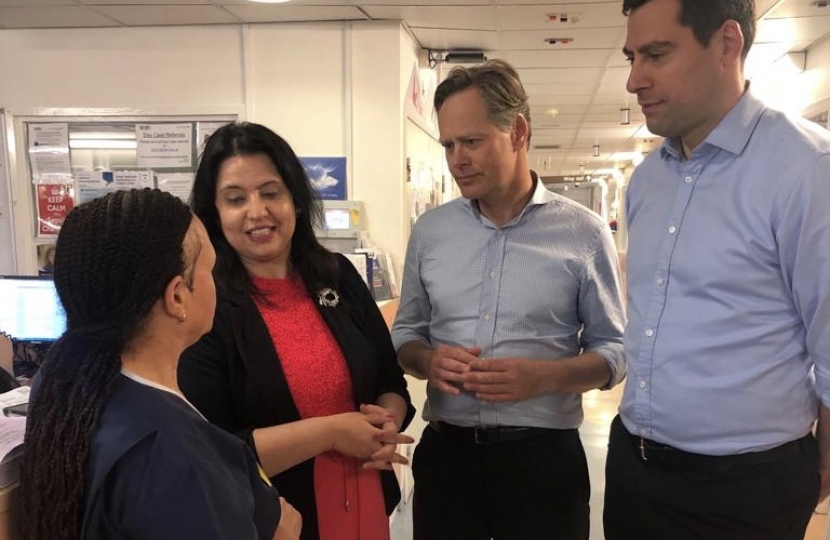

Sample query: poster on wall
[36,184,74,239]
[28,123,72,184]
[135,123,193,168]
[76,170,153,204]
[157,172,195,203]
[299,157,346,200]
[197,121,229,151]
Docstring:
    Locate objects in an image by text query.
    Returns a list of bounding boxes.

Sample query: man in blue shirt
[605,0,830,538]
[392,59,626,540]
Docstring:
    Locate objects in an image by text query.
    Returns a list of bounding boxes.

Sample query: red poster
[36,184,74,237]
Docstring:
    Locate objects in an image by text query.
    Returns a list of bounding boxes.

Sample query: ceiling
[1,0,829,176]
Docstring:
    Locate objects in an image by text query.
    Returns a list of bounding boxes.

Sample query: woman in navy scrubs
[17,189,301,540]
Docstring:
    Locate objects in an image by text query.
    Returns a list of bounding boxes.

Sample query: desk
[376,298,399,330]
[0,337,11,379]
[0,484,16,540]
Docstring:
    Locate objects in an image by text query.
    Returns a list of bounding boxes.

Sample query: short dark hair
[434,59,532,146]
[190,122,338,297]
[19,188,193,540]
[622,0,755,60]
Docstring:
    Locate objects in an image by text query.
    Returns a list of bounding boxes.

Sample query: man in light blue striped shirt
[391,59,626,540]
[605,0,830,539]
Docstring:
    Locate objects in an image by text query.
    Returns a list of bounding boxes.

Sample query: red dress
[253,274,390,540]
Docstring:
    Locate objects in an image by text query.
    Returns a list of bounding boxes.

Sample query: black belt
[627,428,810,473]
[428,421,564,445]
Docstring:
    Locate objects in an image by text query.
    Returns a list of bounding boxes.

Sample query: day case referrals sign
[136,123,192,168]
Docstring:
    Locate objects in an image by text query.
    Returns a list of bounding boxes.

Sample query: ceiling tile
[0,6,118,28]
[756,15,830,43]
[505,48,616,69]
[494,3,626,31]
[409,27,501,51]
[362,6,496,30]
[0,0,77,5]
[501,27,624,50]
[93,5,240,25]
[765,0,830,18]
[223,5,368,22]
[77,0,208,4]
[519,66,600,85]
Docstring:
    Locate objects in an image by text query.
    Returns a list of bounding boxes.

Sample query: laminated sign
[36,184,74,238]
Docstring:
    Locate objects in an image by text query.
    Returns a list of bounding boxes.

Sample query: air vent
[533,144,561,150]
[545,38,574,45]
[547,13,582,23]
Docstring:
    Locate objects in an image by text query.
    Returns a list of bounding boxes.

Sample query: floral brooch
[317,287,340,307]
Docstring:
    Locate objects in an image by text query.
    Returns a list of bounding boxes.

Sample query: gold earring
[178,311,186,323]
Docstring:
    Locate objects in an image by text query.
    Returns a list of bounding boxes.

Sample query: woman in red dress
[179,122,415,540]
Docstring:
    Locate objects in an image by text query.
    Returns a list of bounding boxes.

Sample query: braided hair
[17,189,193,540]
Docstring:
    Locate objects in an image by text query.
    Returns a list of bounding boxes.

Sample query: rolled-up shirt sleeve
[579,223,626,390]
[391,224,432,351]
[786,154,830,409]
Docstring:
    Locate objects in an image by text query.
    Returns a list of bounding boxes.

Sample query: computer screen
[0,276,66,343]
[324,208,352,231]
[316,200,366,240]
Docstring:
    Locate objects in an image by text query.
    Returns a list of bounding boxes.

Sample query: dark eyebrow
[218,180,281,192]
[624,41,675,57]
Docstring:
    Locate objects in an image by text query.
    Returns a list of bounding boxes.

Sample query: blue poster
[300,156,347,200]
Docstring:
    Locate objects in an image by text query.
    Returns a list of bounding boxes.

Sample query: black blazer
[178,254,415,540]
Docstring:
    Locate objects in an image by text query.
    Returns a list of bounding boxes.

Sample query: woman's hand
[329,411,386,458]
[272,497,302,540]
[359,403,415,471]
[328,407,414,464]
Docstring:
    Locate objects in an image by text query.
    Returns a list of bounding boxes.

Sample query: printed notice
[136,123,192,168]
[157,172,194,203]
[36,183,75,238]
[28,123,71,184]
[197,121,229,150]
[76,170,153,204]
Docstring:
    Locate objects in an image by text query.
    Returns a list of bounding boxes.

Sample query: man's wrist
[417,347,433,379]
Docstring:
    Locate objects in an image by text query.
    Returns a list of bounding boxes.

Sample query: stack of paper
[0,387,28,488]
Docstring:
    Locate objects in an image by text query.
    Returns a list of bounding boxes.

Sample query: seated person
[17,188,301,540]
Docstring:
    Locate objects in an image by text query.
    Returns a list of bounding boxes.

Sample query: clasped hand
[331,404,414,470]
[426,344,543,402]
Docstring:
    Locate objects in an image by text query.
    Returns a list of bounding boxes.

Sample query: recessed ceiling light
[547,108,559,117]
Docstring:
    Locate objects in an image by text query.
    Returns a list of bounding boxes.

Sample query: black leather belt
[429,421,561,445]
[627,429,810,473]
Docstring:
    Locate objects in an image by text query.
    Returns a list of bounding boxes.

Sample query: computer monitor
[0,276,66,344]
[318,200,366,239]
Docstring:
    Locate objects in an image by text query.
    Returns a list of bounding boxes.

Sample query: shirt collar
[660,83,766,161]
[463,170,550,214]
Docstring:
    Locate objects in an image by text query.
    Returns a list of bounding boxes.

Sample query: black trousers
[603,415,819,540]
[412,423,590,540]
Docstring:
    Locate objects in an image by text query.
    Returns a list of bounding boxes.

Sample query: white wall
[349,22,409,275]
[0,27,245,111]
[0,21,417,277]
[248,24,348,157]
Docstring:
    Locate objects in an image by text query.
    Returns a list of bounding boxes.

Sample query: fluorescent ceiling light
[246,0,293,3]
[592,168,624,178]
[70,132,135,140]
[608,151,644,162]
[69,139,137,150]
